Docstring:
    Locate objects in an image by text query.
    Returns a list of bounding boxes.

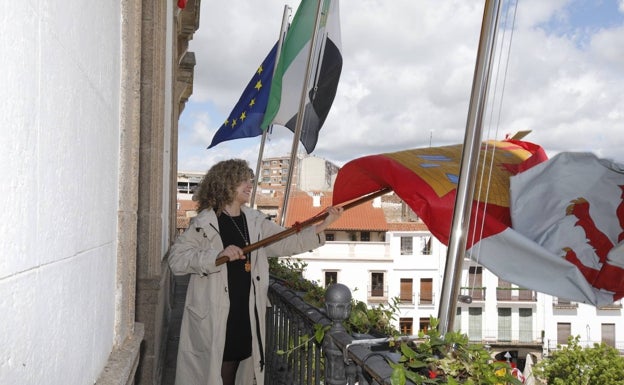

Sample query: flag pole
[251,5,292,208]
[216,187,390,266]
[277,0,326,227]
[437,0,502,335]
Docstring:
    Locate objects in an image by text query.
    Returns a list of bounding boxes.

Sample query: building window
[324,271,338,287]
[497,278,512,301]
[419,317,431,333]
[325,233,335,241]
[419,278,433,305]
[468,266,483,300]
[360,231,370,242]
[349,232,357,241]
[399,278,413,304]
[400,236,413,255]
[498,307,512,342]
[370,272,384,297]
[557,322,571,345]
[399,318,413,335]
[468,307,482,342]
[519,308,533,342]
[420,236,432,254]
[602,323,615,347]
[454,307,462,332]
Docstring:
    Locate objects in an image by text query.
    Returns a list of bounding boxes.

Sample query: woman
[169,159,343,385]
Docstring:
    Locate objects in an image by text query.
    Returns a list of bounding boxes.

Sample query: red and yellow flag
[332,139,546,248]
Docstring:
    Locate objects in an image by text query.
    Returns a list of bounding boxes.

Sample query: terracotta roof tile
[176,217,191,229]
[386,222,430,231]
[284,191,388,231]
[178,199,198,211]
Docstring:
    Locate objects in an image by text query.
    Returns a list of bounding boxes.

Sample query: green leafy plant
[533,336,624,385]
[269,258,400,335]
[347,297,400,336]
[276,323,331,356]
[390,317,523,385]
[269,257,327,307]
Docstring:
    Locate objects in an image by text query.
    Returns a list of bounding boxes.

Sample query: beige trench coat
[168,206,324,385]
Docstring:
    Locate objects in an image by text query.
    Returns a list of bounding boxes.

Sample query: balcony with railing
[597,299,622,310]
[459,286,486,301]
[418,290,434,306]
[398,292,414,306]
[476,329,543,345]
[552,297,579,309]
[546,339,624,355]
[266,277,410,385]
[397,291,435,306]
[313,241,390,259]
[496,287,537,302]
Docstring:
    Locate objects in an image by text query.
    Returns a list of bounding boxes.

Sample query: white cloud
[179,0,624,172]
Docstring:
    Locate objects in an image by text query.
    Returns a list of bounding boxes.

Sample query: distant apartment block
[258,155,339,191]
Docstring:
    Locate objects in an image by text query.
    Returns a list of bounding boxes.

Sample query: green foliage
[346,297,400,336]
[269,257,327,307]
[269,258,400,336]
[533,336,624,385]
[390,317,523,385]
[276,323,331,357]
[269,260,533,384]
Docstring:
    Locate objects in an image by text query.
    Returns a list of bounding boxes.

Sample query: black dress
[217,211,252,362]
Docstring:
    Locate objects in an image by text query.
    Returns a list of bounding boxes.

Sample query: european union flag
[208,43,277,149]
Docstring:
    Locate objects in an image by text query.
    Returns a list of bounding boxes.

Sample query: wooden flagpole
[216,187,390,266]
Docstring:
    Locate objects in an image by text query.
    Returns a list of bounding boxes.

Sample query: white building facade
[291,225,624,364]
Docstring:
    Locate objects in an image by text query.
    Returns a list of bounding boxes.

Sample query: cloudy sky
[178,0,624,173]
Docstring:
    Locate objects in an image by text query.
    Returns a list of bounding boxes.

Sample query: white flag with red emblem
[471,152,624,306]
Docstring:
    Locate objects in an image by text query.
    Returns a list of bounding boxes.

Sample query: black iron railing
[266,278,414,385]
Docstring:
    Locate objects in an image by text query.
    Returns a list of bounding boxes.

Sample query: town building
[281,189,624,369]
[174,166,624,372]
[257,154,340,191]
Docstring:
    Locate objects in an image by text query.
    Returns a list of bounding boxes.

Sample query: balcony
[552,297,579,309]
[597,299,622,310]
[164,271,550,383]
[314,241,390,259]
[418,290,434,306]
[496,287,537,302]
[266,278,408,385]
[477,329,543,345]
[459,286,486,301]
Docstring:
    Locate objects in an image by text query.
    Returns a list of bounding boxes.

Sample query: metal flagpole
[250,5,292,208]
[278,0,325,227]
[437,0,502,335]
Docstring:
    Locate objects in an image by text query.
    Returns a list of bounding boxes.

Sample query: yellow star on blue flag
[208,43,277,149]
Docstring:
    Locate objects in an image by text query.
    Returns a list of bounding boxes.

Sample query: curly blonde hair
[193,159,254,213]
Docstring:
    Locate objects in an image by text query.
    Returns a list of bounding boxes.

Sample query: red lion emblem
[563,185,624,299]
